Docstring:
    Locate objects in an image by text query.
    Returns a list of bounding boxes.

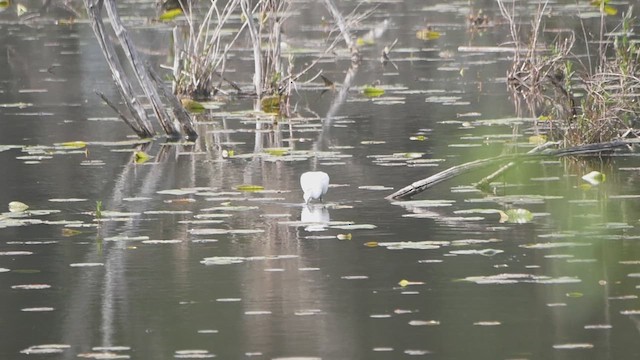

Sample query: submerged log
[386,139,634,200]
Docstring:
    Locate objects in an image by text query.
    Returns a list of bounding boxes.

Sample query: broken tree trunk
[84,0,197,140]
[386,139,634,200]
[102,0,181,138]
[83,0,155,138]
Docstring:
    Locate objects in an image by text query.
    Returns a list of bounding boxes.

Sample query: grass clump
[499,1,640,147]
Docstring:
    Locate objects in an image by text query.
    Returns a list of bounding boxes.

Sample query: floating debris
[20,344,70,354]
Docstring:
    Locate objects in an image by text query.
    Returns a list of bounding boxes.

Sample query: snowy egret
[300,171,329,204]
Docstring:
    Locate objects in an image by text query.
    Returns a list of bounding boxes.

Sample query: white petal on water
[216,298,242,302]
[0,268,10,272]
[418,259,443,263]
[123,197,152,202]
[157,189,198,196]
[191,239,219,243]
[11,284,51,290]
[553,343,594,350]
[189,228,264,235]
[20,344,70,354]
[547,303,567,307]
[202,206,259,212]
[372,347,394,352]
[299,267,320,271]
[193,213,234,219]
[404,349,432,355]
[48,198,88,202]
[70,263,104,267]
[201,257,246,265]
[104,235,149,242]
[545,254,574,259]
[245,310,272,315]
[358,185,394,190]
[180,220,225,225]
[142,240,183,244]
[584,324,612,329]
[620,310,640,315]
[377,241,448,250]
[77,352,130,359]
[449,249,503,256]
[451,239,501,246]
[92,347,131,352]
[264,268,285,272]
[462,274,581,285]
[0,251,33,256]
[473,321,501,326]
[98,211,141,218]
[341,275,369,280]
[566,259,597,263]
[174,349,215,358]
[294,309,323,316]
[409,320,440,326]
[520,242,591,249]
[197,330,219,334]
[21,307,54,312]
[330,224,377,230]
[370,314,392,318]
[144,210,192,215]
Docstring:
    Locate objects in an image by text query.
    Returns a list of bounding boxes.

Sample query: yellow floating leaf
[356,37,374,47]
[159,8,183,21]
[59,141,87,149]
[498,210,509,224]
[538,115,551,121]
[363,85,385,97]
[181,98,205,112]
[582,171,605,185]
[16,3,26,16]
[236,185,265,192]
[222,149,235,158]
[0,0,9,11]
[364,241,379,247]
[398,279,410,287]
[528,135,547,145]
[261,96,281,113]
[410,135,427,141]
[8,201,28,213]
[264,148,289,156]
[579,183,592,191]
[603,5,617,15]
[62,228,82,237]
[337,233,352,241]
[134,151,150,164]
[416,29,441,40]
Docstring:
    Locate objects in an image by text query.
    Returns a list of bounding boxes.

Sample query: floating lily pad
[236,184,265,192]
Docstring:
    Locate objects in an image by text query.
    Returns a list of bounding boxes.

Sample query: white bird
[300,171,330,204]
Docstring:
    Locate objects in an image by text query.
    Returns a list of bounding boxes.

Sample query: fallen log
[386,139,634,200]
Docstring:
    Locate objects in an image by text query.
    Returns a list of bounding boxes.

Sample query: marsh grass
[171,0,370,114]
[499,1,640,147]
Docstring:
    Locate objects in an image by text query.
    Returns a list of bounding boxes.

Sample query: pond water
[2,0,640,359]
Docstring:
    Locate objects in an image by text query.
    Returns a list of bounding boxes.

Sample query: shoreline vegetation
[82,0,373,139]
[391,1,640,199]
[79,0,640,199]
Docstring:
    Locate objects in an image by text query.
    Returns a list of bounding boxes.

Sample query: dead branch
[386,139,634,200]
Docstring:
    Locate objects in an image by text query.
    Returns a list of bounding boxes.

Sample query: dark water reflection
[1,0,640,359]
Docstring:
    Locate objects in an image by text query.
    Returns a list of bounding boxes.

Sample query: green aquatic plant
[95,201,102,220]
